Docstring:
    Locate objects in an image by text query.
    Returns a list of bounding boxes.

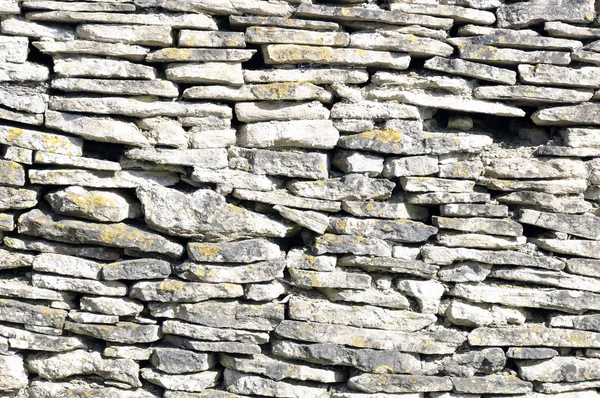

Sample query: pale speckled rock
[286,249,336,272]
[221,353,344,383]
[272,339,424,375]
[496,0,594,29]
[396,279,445,314]
[18,209,184,258]
[183,82,333,103]
[235,101,329,123]
[437,231,526,249]
[289,297,436,331]
[178,30,246,48]
[276,320,466,354]
[349,31,453,57]
[188,129,236,149]
[69,311,118,325]
[324,282,411,310]
[438,261,492,282]
[162,320,269,345]
[331,101,419,120]
[289,269,371,289]
[485,158,587,179]
[0,298,66,328]
[34,152,121,171]
[141,368,219,392]
[33,253,103,279]
[433,216,522,236]
[80,296,143,317]
[27,380,158,398]
[76,24,173,46]
[342,200,428,220]
[274,205,329,234]
[164,391,250,398]
[246,26,349,47]
[491,266,600,293]
[0,35,28,63]
[0,324,85,352]
[288,174,395,201]
[0,107,44,125]
[103,344,152,361]
[243,68,369,85]
[237,120,339,149]
[151,348,215,374]
[32,273,127,296]
[4,236,120,262]
[532,103,600,126]
[233,189,341,212]
[474,85,593,104]
[136,117,188,148]
[450,33,582,51]
[26,349,141,387]
[445,300,526,328]
[45,186,140,222]
[470,325,600,348]
[45,110,149,147]
[422,245,564,268]
[0,61,47,83]
[149,301,284,331]
[52,78,179,98]
[0,278,71,301]
[53,56,158,79]
[478,177,587,194]
[0,213,14,231]
[191,168,277,193]
[0,124,82,156]
[497,191,592,214]
[146,48,255,63]
[424,56,516,84]
[176,259,286,284]
[440,204,508,218]
[30,169,179,188]
[519,64,600,88]
[545,21,600,39]
[0,355,27,391]
[165,62,243,85]
[339,255,438,279]
[329,216,437,243]
[507,347,559,360]
[229,147,329,180]
[125,148,227,168]
[64,321,161,344]
[312,234,392,257]
[21,2,135,11]
[244,280,287,301]
[187,238,281,263]
[129,280,243,303]
[457,44,570,66]
[0,159,24,186]
[263,44,410,70]
[0,84,48,113]
[348,374,452,393]
[383,155,438,178]
[567,258,600,278]
[450,283,600,312]
[519,209,600,239]
[34,39,150,61]
[136,184,291,240]
[517,357,600,382]
[402,177,475,193]
[333,150,384,176]
[224,369,328,398]
[531,238,600,259]
[452,375,532,394]
[563,127,600,147]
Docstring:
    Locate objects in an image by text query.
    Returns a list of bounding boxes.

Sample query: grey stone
[235,101,329,123]
[520,64,600,88]
[0,324,85,352]
[30,169,179,188]
[183,82,332,103]
[229,147,329,180]
[507,347,559,360]
[422,246,564,269]
[34,152,121,171]
[224,369,328,398]
[286,249,336,272]
[406,192,491,205]
[496,0,594,28]
[53,55,158,79]
[32,273,127,296]
[237,120,339,149]
[532,239,600,259]
[457,44,570,65]
[474,85,593,104]
[331,101,419,120]
[244,280,287,302]
[0,84,48,113]
[176,259,285,284]
[0,35,28,63]
[64,321,161,344]
[452,375,532,394]
[233,189,340,212]
[76,24,173,46]
[0,159,24,186]
[147,48,255,62]
[289,269,371,289]
[545,21,600,39]
[188,129,236,149]
[27,380,158,398]
[329,216,437,243]
[18,209,184,258]
[533,103,600,126]
[0,298,66,328]
[52,78,179,98]
[518,357,600,382]
[141,368,219,392]
[162,320,269,344]
[151,348,215,374]
[274,205,329,234]
[371,71,473,96]
[338,255,438,279]
[165,62,242,85]
[479,177,587,194]
[424,56,516,84]
[243,68,368,85]
[33,253,102,279]
[0,124,82,156]
[0,61,49,82]
[312,234,392,257]
[342,200,428,220]
[349,31,453,57]
[187,238,281,263]
[34,39,150,61]
[80,296,143,317]
[383,155,438,178]
[178,30,246,48]
[485,158,587,179]
[288,174,395,201]
[129,280,243,303]
[433,216,522,236]
[348,373,452,393]
[247,26,349,47]
[190,168,277,193]
[440,204,508,217]
[567,258,600,278]
[519,209,600,239]
[497,191,592,214]
[0,355,28,391]
[438,261,492,282]
[4,236,120,261]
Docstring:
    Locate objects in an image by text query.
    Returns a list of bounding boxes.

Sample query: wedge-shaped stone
[233,189,340,212]
[288,174,395,201]
[238,120,339,150]
[329,217,437,243]
[35,152,120,171]
[141,368,219,392]
[45,186,140,223]
[545,21,600,38]
[33,253,102,279]
[26,350,141,387]
[474,85,593,104]
[28,10,217,29]
[137,184,290,240]
[272,340,423,374]
[130,280,242,303]
[224,369,327,398]
[2,18,72,40]
[0,298,66,328]
[80,296,143,317]
[4,236,120,261]
[348,373,452,393]
[176,259,285,284]
[52,78,179,97]
[76,24,173,46]
[289,297,435,331]
[183,82,332,103]
[0,124,82,155]
[533,103,600,125]
[289,269,371,289]
[324,284,410,309]
[295,3,453,29]
[401,177,475,193]
[243,68,369,84]
[0,278,67,300]
[247,26,349,47]
[349,31,452,57]
[550,313,600,332]
[519,64,600,88]
[491,267,600,293]
[18,209,184,258]
[222,353,343,383]
[54,56,157,79]
[64,321,160,343]
[30,169,178,188]
[563,127,600,147]
[532,239,600,259]
[371,88,525,117]
[433,216,522,237]
[45,110,149,146]
[519,209,600,240]
[451,283,600,312]
[286,249,335,272]
[187,238,281,263]
[276,321,466,354]
[0,84,48,113]
[342,200,428,220]
[438,231,526,249]
[32,273,127,296]
[479,177,587,194]
[235,101,329,123]
[518,357,600,382]
[163,320,269,345]
[28,380,158,398]
[496,0,594,28]
[274,205,329,234]
[422,246,564,269]
[0,324,85,352]
[424,56,516,84]
[452,375,532,394]
[178,30,245,48]
[263,44,410,70]
[149,301,284,331]
[313,234,392,257]
[147,48,254,62]
[485,158,587,179]
[450,33,582,51]
[331,101,419,120]
[0,35,28,63]
[34,39,149,61]
[458,44,570,65]
[338,255,438,279]
[165,62,242,85]
[229,147,329,180]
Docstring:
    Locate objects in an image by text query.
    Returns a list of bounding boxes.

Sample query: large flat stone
[237,120,339,149]
[517,357,600,382]
[496,0,594,28]
[348,373,452,393]
[229,147,329,180]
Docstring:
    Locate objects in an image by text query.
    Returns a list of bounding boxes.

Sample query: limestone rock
[531,239,600,259]
[312,234,392,257]
[229,147,329,180]
[349,31,453,57]
[176,259,286,284]
[76,24,173,46]
[517,357,600,382]
[338,256,438,279]
[141,368,219,392]
[348,374,452,393]
[151,348,215,374]
[52,77,179,98]
[235,101,329,123]
[519,209,600,239]
[64,321,161,344]
[329,216,437,243]
[165,62,243,85]
[383,155,439,178]
[178,30,246,48]
[33,253,102,279]
[0,355,27,391]
[32,273,127,296]
[496,0,595,28]
[162,320,269,344]
[53,56,158,79]
[237,120,339,149]
[233,189,340,212]
[288,174,395,201]
[129,280,243,303]
[224,369,328,398]
[451,375,532,394]
[342,200,428,220]
[274,205,329,234]
[80,296,143,317]
[497,191,592,214]
[1,124,82,156]
[34,39,150,61]
[243,68,369,85]
[289,269,371,289]
[247,26,349,47]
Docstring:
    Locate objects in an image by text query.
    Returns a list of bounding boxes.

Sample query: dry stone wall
[1,0,600,396]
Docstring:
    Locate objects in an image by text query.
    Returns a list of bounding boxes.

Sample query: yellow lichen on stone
[193,244,220,257]
[361,128,403,143]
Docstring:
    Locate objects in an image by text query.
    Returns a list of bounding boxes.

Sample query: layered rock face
[2,0,600,397]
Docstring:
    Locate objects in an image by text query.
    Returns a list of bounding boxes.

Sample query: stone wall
[1,0,600,397]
